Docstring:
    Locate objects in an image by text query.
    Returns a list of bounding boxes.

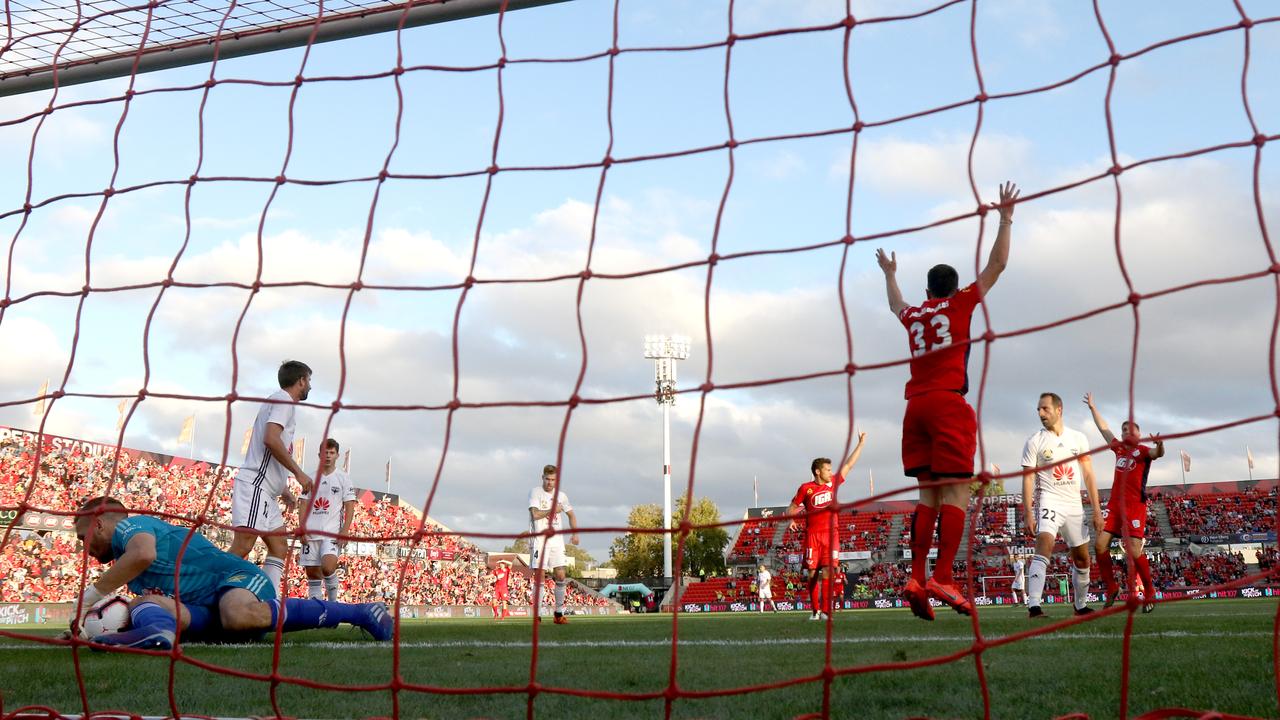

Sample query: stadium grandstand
[0,426,612,613]
[679,483,1277,613]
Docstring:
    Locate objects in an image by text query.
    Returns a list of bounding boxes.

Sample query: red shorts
[495,587,509,601]
[1103,503,1148,539]
[902,391,977,478]
[804,534,838,570]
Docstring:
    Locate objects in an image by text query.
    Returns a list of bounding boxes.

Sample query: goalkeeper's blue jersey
[110,515,263,606]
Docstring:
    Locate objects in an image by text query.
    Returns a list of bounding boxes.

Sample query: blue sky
[2,0,1279,559]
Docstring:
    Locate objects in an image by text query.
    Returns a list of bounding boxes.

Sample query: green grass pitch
[1,599,1275,719]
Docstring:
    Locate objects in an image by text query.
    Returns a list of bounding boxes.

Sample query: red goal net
[2,0,1279,718]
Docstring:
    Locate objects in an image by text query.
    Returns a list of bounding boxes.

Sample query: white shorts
[531,536,567,571]
[1035,505,1089,548]
[1013,576,1025,591]
[299,537,341,567]
[231,481,283,532]
[758,587,772,600]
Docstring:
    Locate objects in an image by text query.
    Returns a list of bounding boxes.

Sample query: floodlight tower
[643,334,691,586]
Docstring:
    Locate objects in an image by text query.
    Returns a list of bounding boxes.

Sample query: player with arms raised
[1084,392,1164,612]
[299,438,356,601]
[876,181,1019,620]
[230,360,315,595]
[1021,392,1103,618]
[784,432,867,621]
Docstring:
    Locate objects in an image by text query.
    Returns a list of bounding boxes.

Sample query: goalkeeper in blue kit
[71,496,393,649]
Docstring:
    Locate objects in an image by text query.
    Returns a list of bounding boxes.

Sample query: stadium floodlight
[643,333,690,586]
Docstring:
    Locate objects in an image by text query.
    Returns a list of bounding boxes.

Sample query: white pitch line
[0,630,1270,651]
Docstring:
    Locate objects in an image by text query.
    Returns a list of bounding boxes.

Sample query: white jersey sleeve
[234,389,296,498]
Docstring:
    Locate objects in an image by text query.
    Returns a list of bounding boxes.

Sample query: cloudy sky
[2,0,1279,560]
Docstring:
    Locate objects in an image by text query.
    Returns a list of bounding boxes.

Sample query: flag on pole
[1180,450,1191,473]
[292,436,306,464]
[177,415,195,444]
[343,449,351,473]
[115,400,128,430]
[240,427,252,456]
[33,379,48,417]
[1247,445,1255,470]
[991,463,1001,476]
[385,457,392,490]
[869,469,874,496]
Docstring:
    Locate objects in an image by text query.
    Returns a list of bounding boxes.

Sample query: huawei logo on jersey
[312,496,331,513]
[1052,464,1075,483]
[812,490,833,505]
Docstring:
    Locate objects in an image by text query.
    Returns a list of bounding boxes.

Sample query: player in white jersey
[1010,554,1025,604]
[299,438,356,601]
[229,360,315,594]
[1020,392,1103,619]
[757,564,777,612]
[528,464,580,624]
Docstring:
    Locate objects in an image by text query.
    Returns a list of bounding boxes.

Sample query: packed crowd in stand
[1163,488,1277,536]
[0,435,607,608]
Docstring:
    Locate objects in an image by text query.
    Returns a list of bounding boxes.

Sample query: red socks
[1133,554,1155,599]
[932,505,965,584]
[1097,551,1116,591]
[910,504,938,583]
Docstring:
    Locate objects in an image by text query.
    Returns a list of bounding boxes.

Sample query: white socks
[1026,554,1049,608]
[554,579,567,613]
[324,572,340,601]
[307,579,323,599]
[263,556,286,595]
[1071,564,1090,610]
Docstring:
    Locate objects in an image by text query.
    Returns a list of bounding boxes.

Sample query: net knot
[22,202,32,212]
[0,298,8,309]
[102,187,115,198]
[821,665,836,681]
[726,33,737,47]
[844,362,856,376]
[1109,164,1123,176]
[294,75,304,87]
[1109,53,1122,67]
[204,79,216,89]
[225,392,238,402]
[448,399,462,410]
[842,234,854,245]
[975,92,988,103]
[609,46,620,57]
[982,329,996,342]
[579,269,593,280]
[275,175,287,185]
[497,57,508,68]
[1240,17,1255,29]
[1270,262,1280,274]
[852,120,865,132]
[700,381,714,393]
[137,388,148,399]
[707,252,720,266]
[1128,292,1141,306]
[602,155,614,167]
[487,165,500,176]
[331,400,343,411]
[464,275,476,288]
[161,278,173,288]
[378,170,389,182]
[726,139,739,150]
[393,65,405,76]
[843,15,856,29]
[1254,133,1268,147]
[527,681,542,696]
[81,284,91,296]
[124,89,136,99]
[187,175,198,186]
[51,389,64,399]
[351,280,364,290]
[251,281,262,293]
[568,394,581,408]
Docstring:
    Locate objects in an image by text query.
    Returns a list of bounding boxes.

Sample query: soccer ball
[80,596,131,639]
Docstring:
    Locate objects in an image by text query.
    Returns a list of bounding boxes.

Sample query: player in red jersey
[1084,392,1164,612]
[491,560,512,620]
[785,432,867,621]
[876,181,1019,621]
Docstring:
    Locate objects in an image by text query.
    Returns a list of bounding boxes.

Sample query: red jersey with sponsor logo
[1107,443,1154,512]
[790,474,845,537]
[898,282,982,399]
[493,565,510,592]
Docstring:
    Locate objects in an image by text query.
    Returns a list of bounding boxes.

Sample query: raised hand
[991,181,1020,222]
[875,248,896,274]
